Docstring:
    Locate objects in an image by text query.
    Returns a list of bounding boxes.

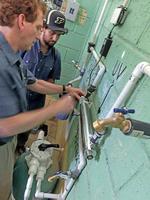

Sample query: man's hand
[66,86,85,100]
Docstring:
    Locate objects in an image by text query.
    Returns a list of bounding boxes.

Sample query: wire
[87,55,103,86]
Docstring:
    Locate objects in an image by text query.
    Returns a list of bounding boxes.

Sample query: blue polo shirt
[23,40,61,110]
[0,33,36,143]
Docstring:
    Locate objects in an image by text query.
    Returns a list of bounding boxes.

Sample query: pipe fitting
[93,113,128,132]
[132,62,150,78]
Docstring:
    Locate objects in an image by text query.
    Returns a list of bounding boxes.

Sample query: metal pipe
[80,96,93,159]
[61,114,87,199]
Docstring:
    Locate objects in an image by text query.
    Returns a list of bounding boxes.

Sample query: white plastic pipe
[82,0,109,70]
[105,62,150,118]
[35,179,61,199]
[35,113,87,200]
[122,0,129,7]
[68,75,82,85]
[90,47,106,87]
[91,62,150,141]
[24,157,39,200]
[37,130,45,140]
[92,0,109,43]
[24,174,34,200]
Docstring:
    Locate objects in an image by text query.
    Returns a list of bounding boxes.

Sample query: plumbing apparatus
[91,61,150,143]
[80,96,94,159]
[34,112,87,200]
[93,107,135,133]
[85,46,106,98]
[24,98,91,199]
[93,107,150,138]
[24,130,62,200]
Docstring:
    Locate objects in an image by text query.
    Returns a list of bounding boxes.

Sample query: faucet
[93,108,135,133]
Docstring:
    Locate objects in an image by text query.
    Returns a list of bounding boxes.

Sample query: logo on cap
[55,17,65,25]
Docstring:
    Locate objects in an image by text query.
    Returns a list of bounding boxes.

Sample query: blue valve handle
[114,108,135,115]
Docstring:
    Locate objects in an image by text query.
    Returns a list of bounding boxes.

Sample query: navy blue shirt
[23,40,61,110]
[0,33,36,142]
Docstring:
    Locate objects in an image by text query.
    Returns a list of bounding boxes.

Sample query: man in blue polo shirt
[17,9,69,153]
[24,9,68,110]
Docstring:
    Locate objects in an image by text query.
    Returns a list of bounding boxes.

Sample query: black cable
[87,55,103,86]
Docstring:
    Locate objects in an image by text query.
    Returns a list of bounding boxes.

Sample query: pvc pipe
[82,0,109,70]
[24,174,34,200]
[35,179,61,199]
[24,157,39,200]
[90,47,106,87]
[122,0,129,7]
[68,75,82,85]
[106,62,150,118]
[37,130,45,140]
[91,62,150,142]
[92,0,109,43]
[35,113,87,200]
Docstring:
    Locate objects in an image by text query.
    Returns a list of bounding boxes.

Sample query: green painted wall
[57,0,150,200]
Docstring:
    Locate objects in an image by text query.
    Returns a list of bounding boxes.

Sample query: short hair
[0,0,47,27]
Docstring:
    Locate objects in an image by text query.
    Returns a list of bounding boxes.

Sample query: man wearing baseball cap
[17,9,68,154]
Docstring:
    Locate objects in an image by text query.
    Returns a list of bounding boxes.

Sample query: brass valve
[93,113,131,133]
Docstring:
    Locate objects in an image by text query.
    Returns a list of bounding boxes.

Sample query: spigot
[93,108,135,133]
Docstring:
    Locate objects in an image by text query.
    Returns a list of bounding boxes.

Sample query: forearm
[0,95,75,137]
[27,79,63,94]
[28,79,85,100]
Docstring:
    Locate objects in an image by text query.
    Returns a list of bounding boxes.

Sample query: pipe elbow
[35,191,43,199]
[141,62,150,76]
[133,62,150,78]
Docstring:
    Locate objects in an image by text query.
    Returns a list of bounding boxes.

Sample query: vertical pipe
[61,114,86,199]
[90,47,106,87]
[82,0,110,70]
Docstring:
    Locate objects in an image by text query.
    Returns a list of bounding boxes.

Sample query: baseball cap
[45,9,68,34]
